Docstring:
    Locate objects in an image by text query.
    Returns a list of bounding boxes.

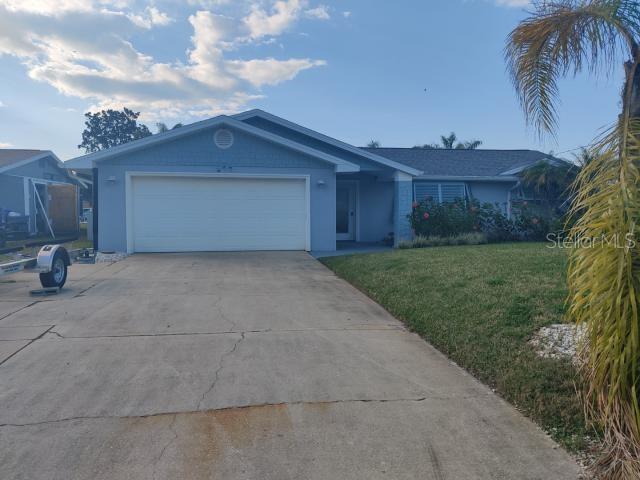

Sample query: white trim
[31,179,55,238]
[12,175,75,186]
[125,172,312,254]
[393,171,413,182]
[355,180,360,242]
[66,116,360,173]
[233,109,422,176]
[500,158,565,176]
[23,177,30,216]
[416,175,520,182]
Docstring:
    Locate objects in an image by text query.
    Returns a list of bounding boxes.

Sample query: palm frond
[567,119,640,478]
[505,0,638,138]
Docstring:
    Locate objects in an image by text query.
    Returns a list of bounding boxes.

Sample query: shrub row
[408,198,561,244]
[398,232,488,249]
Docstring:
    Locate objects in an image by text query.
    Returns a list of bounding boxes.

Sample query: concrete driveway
[0,252,579,479]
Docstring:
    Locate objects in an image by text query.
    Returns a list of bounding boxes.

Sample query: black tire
[39,251,68,288]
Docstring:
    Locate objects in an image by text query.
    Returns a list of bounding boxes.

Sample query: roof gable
[0,149,65,174]
[233,109,422,176]
[65,115,360,173]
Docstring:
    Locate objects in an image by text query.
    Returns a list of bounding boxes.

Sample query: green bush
[409,198,478,237]
[398,232,488,249]
[408,197,563,243]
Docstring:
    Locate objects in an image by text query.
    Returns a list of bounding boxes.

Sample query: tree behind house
[156,122,184,134]
[414,132,482,149]
[78,108,152,153]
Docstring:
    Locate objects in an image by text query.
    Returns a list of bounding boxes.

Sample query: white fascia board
[499,157,567,176]
[64,115,359,173]
[233,109,422,176]
[415,175,520,182]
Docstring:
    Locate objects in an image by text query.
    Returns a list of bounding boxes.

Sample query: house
[0,149,84,238]
[364,148,564,219]
[64,109,560,253]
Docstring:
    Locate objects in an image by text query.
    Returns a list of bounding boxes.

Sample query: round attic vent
[214,129,234,149]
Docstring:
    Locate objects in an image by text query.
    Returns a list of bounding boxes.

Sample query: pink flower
[423,212,430,220]
[523,201,528,206]
[412,201,419,209]
[532,218,539,225]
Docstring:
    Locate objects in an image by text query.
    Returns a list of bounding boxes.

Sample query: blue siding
[6,156,75,184]
[358,176,394,242]
[97,126,336,252]
[394,178,413,245]
[0,175,25,213]
[243,117,386,172]
[467,181,515,213]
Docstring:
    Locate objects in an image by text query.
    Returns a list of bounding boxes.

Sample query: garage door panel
[130,176,308,252]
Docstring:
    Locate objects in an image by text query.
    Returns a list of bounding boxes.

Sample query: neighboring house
[0,149,84,238]
[64,109,561,253]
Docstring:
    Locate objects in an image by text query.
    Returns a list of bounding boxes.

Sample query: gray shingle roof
[362,148,558,177]
[0,149,43,169]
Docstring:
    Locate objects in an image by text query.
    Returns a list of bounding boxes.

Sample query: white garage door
[129,175,308,252]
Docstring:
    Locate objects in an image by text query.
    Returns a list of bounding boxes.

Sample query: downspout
[507,180,521,220]
[92,167,99,251]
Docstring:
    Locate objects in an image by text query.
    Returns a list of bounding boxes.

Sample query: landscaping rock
[95,252,127,263]
[530,323,587,363]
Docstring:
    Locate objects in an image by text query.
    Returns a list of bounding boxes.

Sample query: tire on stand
[39,250,68,288]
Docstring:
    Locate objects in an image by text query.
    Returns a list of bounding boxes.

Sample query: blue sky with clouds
[0,0,625,159]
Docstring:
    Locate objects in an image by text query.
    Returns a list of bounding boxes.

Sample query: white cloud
[128,6,174,29]
[305,5,330,20]
[342,11,351,18]
[226,58,326,87]
[494,0,530,7]
[244,0,304,39]
[0,142,13,148]
[0,101,5,107]
[0,1,327,120]
[0,0,92,16]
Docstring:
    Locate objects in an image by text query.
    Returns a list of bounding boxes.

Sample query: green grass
[322,242,591,451]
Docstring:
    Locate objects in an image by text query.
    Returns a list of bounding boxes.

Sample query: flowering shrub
[408,197,562,242]
[409,198,478,237]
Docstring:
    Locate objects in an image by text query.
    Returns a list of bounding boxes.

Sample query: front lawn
[322,242,591,451]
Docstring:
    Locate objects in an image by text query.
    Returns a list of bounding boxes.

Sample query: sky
[0,0,626,160]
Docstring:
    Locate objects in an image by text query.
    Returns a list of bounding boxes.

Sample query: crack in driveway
[152,414,178,480]
[196,332,246,411]
[36,325,403,340]
[0,396,445,429]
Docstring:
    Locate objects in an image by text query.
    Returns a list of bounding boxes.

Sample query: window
[414,182,466,203]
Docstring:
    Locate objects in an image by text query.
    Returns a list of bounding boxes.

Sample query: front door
[336,182,356,241]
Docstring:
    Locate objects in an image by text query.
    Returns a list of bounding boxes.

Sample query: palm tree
[520,160,578,217]
[521,160,578,204]
[414,132,483,149]
[367,140,381,148]
[506,1,640,477]
[441,132,457,149]
[573,147,596,167]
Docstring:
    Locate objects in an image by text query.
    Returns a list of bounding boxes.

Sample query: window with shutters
[413,182,467,204]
